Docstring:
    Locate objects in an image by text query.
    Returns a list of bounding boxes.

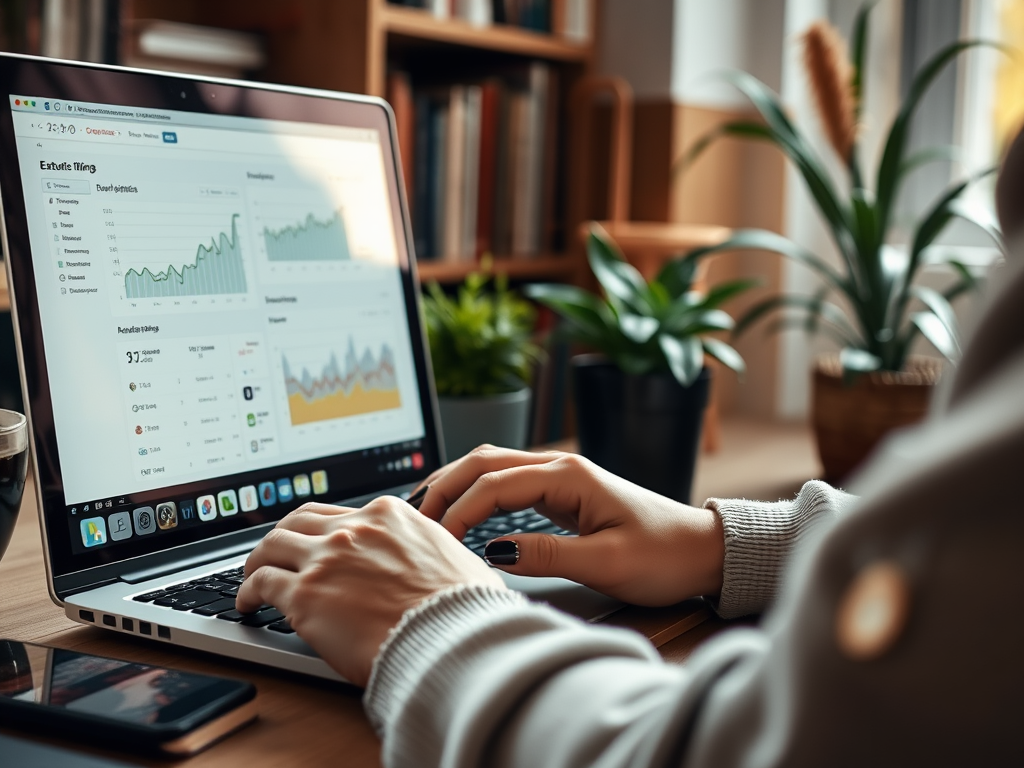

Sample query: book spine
[431,100,449,261]
[387,71,416,207]
[443,85,466,263]
[475,81,500,259]
[412,92,433,260]
[461,85,483,261]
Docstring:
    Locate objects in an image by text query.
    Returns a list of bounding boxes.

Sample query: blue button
[162,131,178,143]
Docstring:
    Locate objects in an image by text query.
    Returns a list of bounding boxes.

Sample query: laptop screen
[0,57,442,584]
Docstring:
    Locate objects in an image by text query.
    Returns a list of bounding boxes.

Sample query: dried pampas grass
[803,20,857,164]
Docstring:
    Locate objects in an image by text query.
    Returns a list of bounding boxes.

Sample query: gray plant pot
[437,388,532,462]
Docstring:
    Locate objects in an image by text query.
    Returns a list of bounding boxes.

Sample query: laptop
[0,53,620,682]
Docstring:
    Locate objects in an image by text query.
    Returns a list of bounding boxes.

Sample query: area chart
[123,214,247,299]
[263,210,351,262]
[284,339,400,426]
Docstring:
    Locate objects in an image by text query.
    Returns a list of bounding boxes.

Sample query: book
[475,81,501,258]
[431,99,449,260]
[461,86,483,261]
[442,86,466,262]
[387,71,416,206]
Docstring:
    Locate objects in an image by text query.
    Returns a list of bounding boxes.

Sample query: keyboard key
[240,608,284,627]
[191,598,237,616]
[267,620,295,634]
[154,590,220,611]
[219,586,239,597]
[133,590,167,602]
[216,609,246,622]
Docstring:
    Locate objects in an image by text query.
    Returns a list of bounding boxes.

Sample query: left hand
[236,497,505,686]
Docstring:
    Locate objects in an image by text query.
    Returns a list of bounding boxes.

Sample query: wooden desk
[0,478,727,767]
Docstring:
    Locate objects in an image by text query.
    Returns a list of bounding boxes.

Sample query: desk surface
[0,478,735,767]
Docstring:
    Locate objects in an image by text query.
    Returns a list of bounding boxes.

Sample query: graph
[264,210,351,262]
[123,214,247,299]
[283,339,401,426]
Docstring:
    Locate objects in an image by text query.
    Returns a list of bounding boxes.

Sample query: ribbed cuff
[364,584,528,736]
[704,480,854,619]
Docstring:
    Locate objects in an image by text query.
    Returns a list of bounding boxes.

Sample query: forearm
[365,585,764,768]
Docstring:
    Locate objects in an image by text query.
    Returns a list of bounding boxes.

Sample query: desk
[0,477,738,767]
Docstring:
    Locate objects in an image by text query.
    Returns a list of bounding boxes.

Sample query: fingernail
[484,539,519,566]
[406,485,429,510]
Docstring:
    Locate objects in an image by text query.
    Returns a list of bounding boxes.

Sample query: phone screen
[0,639,231,726]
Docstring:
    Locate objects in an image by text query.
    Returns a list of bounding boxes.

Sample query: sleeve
[703,479,857,618]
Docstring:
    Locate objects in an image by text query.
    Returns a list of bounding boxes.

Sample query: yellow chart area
[287,382,401,426]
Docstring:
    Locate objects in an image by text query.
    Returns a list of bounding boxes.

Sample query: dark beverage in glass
[0,410,28,563]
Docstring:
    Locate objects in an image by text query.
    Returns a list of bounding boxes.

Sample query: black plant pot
[572,355,710,504]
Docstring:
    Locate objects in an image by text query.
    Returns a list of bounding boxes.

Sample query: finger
[244,528,315,578]
[483,531,617,586]
[419,446,562,523]
[440,461,581,540]
[236,565,297,613]
[277,505,356,535]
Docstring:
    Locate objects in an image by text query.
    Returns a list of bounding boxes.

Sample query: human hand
[414,446,724,606]
[236,498,505,687]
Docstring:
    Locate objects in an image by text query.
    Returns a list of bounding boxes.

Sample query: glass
[0,409,29,563]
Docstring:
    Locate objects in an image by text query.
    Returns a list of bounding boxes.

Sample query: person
[235,130,1024,766]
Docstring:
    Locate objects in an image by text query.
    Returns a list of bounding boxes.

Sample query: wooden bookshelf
[381,5,591,62]
[417,255,577,283]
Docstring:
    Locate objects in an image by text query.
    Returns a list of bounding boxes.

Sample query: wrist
[692,503,725,599]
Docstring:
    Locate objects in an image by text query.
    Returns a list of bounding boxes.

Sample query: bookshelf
[381,5,591,62]
[121,0,596,285]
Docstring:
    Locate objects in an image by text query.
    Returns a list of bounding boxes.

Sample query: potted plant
[422,271,543,461]
[526,225,751,503]
[678,4,1003,480]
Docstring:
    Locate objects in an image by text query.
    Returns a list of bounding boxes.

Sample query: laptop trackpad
[498,571,623,622]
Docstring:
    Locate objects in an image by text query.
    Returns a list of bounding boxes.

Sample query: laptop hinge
[120,540,256,584]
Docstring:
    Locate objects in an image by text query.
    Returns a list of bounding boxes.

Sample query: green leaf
[697,278,760,309]
[525,283,614,341]
[946,198,1004,250]
[910,285,959,339]
[850,1,877,123]
[941,259,980,303]
[735,293,861,346]
[586,225,651,313]
[654,257,698,299]
[911,311,958,360]
[670,308,735,335]
[658,334,704,387]
[875,40,996,239]
[898,145,961,179]
[701,337,745,375]
[683,229,852,300]
[619,313,660,344]
[840,346,882,374]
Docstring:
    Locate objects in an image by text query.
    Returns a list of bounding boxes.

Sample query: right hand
[415,446,725,606]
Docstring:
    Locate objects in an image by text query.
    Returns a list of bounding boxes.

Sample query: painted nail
[484,539,519,566]
[406,485,429,510]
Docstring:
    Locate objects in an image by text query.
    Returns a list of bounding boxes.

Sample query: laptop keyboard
[131,510,568,632]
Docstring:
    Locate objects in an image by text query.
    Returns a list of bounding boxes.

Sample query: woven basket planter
[811,356,941,482]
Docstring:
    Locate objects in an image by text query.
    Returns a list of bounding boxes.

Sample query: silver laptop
[0,54,619,682]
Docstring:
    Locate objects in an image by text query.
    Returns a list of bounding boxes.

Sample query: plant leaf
[734,293,861,346]
[911,311,958,360]
[619,313,660,344]
[840,346,882,373]
[655,257,698,299]
[850,1,877,123]
[586,224,651,314]
[910,285,959,339]
[875,40,997,239]
[658,334,704,387]
[525,283,613,340]
[941,258,981,302]
[670,308,735,335]
[698,278,760,309]
[946,198,1004,250]
[701,337,745,375]
[683,228,853,300]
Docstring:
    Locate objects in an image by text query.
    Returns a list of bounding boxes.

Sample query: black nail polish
[406,485,428,510]
[484,539,519,566]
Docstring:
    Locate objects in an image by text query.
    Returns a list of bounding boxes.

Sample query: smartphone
[0,639,257,756]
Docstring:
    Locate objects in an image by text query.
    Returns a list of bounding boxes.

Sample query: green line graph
[263,210,351,263]
[123,214,247,299]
